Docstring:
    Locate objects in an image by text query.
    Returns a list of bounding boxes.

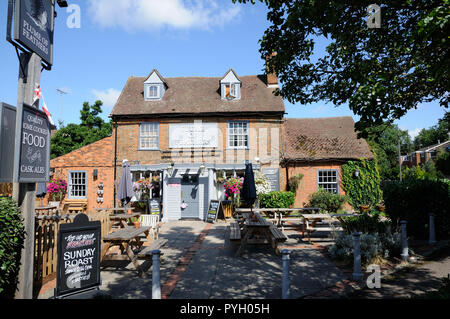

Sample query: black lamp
[93,169,98,180]
[57,0,69,7]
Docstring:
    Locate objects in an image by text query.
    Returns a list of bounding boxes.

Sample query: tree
[234,0,449,133]
[414,112,450,149]
[365,124,413,181]
[50,101,112,159]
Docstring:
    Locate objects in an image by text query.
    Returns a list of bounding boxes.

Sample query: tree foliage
[234,0,449,133]
[50,101,112,159]
[413,112,450,149]
[365,124,413,180]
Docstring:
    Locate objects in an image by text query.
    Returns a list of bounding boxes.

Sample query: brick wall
[114,116,284,176]
[280,161,353,211]
[49,136,114,212]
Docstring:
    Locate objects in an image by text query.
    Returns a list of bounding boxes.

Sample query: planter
[376,204,385,212]
[127,209,133,215]
[133,221,141,229]
[359,205,370,213]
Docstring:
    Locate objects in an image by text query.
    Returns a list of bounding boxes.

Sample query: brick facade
[114,116,283,178]
[48,136,114,212]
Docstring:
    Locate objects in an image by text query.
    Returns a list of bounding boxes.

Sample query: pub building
[111,67,284,221]
[45,63,373,220]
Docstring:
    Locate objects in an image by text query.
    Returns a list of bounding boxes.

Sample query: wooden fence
[34,207,112,287]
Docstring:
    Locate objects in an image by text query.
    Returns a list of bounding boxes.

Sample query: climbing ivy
[341,159,382,209]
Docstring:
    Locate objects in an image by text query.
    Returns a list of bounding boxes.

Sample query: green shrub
[383,179,450,240]
[308,189,347,213]
[340,212,391,235]
[259,191,295,208]
[341,159,382,209]
[0,197,25,298]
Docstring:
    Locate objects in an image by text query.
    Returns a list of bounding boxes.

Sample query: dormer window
[149,85,159,98]
[221,69,241,100]
[144,69,167,101]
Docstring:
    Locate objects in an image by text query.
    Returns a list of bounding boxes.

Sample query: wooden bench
[269,225,287,242]
[229,222,241,242]
[62,199,87,213]
[137,238,168,258]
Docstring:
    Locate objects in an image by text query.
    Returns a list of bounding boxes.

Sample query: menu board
[206,200,220,223]
[149,199,161,215]
[262,168,280,191]
[56,214,101,297]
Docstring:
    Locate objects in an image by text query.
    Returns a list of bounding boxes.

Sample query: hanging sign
[206,200,220,223]
[56,214,101,298]
[0,103,17,183]
[8,0,55,67]
[15,103,50,183]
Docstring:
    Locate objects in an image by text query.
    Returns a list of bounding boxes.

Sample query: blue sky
[0,0,447,140]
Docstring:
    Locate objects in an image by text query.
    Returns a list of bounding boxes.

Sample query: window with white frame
[69,171,87,198]
[149,85,159,98]
[227,121,249,148]
[317,170,339,194]
[139,122,160,150]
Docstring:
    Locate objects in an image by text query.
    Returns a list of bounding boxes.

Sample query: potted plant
[131,216,141,228]
[376,202,385,212]
[359,204,370,213]
[47,179,67,208]
[223,177,244,207]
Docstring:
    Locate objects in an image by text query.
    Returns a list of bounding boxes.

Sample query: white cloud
[408,128,423,140]
[92,88,121,109]
[87,0,241,31]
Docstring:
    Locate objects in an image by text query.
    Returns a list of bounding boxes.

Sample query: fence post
[152,250,161,299]
[281,249,290,299]
[352,232,363,281]
[429,213,436,245]
[401,220,409,261]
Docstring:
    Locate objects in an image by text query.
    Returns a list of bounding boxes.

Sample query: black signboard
[12,0,54,66]
[16,103,50,182]
[262,168,280,191]
[206,200,220,223]
[0,103,16,183]
[56,214,101,298]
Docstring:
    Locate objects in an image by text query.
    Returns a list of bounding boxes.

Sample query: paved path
[346,247,450,299]
[39,219,348,299]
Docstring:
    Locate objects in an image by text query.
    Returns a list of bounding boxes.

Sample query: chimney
[265,52,278,87]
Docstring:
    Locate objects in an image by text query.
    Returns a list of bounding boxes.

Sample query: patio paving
[38,219,348,299]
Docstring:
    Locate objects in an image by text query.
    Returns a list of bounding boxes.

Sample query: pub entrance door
[180,175,199,219]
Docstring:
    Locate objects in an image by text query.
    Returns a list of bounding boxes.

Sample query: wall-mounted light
[199,164,205,175]
[93,169,98,180]
[167,163,174,176]
[354,169,360,178]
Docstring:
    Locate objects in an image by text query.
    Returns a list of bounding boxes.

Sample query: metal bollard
[152,250,161,299]
[281,249,290,299]
[352,232,363,281]
[401,221,409,261]
[429,213,437,245]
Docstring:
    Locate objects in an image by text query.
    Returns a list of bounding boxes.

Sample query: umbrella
[241,162,257,208]
[36,182,47,207]
[117,159,134,206]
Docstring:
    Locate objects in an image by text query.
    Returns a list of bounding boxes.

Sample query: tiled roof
[283,117,374,161]
[110,74,285,116]
[50,136,114,167]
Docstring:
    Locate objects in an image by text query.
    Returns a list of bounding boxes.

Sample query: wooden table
[234,212,287,256]
[301,213,357,242]
[95,207,134,214]
[109,212,141,228]
[235,207,321,231]
[101,226,152,278]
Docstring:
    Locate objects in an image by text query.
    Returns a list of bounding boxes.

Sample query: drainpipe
[113,119,118,208]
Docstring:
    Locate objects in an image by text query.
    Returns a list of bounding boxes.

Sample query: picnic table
[301,213,357,242]
[235,207,321,231]
[101,226,167,278]
[95,207,134,214]
[108,212,142,228]
[231,212,287,257]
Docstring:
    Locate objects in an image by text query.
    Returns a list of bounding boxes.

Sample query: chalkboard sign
[206,200,220,223]
[149,199,161,215]
[262,168,280,191]
[56,214,101,298]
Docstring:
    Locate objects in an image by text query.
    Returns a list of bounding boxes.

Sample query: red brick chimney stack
[266,52,278,87]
